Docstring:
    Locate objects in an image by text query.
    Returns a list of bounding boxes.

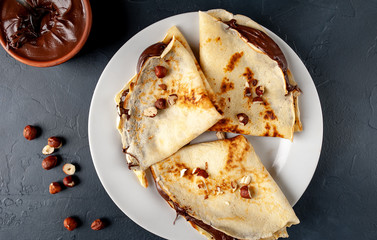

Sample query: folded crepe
[115,26,222,187]
[151,135,299,240]
[199,9,302,141]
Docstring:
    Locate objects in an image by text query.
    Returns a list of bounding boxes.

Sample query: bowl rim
[0,0,92,68]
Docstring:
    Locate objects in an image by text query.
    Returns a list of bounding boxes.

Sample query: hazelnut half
[237,113,249,126]
[240,185,252,199]
[23,125,37,140]
[42,156,58,170]
[167,94,178,105]
[62,163,76,175]
[42,145,55,155]
[49,182,62,194]
[155,98,167,110]
[256,86,265,96]
[155,66,167,78]
[63,176,75,187]
[91,219,105,231]
[64,217,78,231]
[48,137,62,148]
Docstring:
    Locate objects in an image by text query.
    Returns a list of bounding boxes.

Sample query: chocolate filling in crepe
[199,9,302,141]
[151,135,299,240]
[115,26,222,187]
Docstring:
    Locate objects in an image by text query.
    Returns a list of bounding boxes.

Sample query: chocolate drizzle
[223,19,299,94]
[122,147,139,170]
[136,42,167,73]
[154,178,237,240]
[118,89,130,119]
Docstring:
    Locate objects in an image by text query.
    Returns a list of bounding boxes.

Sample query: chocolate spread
[0,0,86,61]
[224,19,299,93]
[154,178,237,240]
[136,42,167,72]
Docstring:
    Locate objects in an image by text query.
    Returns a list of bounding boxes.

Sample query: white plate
[88,12,323,240]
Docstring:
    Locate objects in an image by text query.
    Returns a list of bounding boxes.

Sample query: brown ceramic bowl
[0,0,92,67]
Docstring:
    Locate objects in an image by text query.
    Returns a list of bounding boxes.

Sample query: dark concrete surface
[0,0,376,239]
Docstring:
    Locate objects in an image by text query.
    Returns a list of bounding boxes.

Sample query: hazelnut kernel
[48,137,62,148]
[62,163,76,175]
[23,125,37,140]
[49,182,62,194]
[42,156,58,170]
[64,217,78,231]
[91,219,105,231]
[155,66,167,78]
[155,98,167,110]
[63,176,75,187]
[42,145,54,155]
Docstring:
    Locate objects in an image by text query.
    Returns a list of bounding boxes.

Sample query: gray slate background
[1,0,377,239]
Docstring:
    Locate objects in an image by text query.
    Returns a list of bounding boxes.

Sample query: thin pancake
[115,28,222,173]
[199,9,302,141]
[151,135,299,240]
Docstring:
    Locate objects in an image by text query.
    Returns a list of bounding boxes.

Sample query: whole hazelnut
[49,182,62,194]
[48,137,62,148]
[23,125,37,140]
[64,217,78,231]
[155,66,167,78]
[91,219,105,231]
[62,163,76,175]
[63,176,75,187]
[154,98,167,110]
[42,156,58,170]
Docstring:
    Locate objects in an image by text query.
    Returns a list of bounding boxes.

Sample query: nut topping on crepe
[240,175,251,185]
[237,113,249,126]
[143,107,158,117]
[193,167,209,178]
[155,66,167,78]
[158,84,167,90]
[155,98,167,109]
[167,94,178,105]
[240,185,252,199]
[256,86,264,96]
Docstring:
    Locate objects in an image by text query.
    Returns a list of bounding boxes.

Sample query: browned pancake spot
[218,97,227,109]
[220,77,234,93]
[224,52,244,72]
[264,110,277,120]
[272,125,284,138]
[215,37,221,42]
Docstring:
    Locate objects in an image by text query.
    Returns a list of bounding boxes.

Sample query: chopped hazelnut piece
[256,86,265,96]
[240,185,252,199]
[143,107,158,117]
[155,98,167,110]
[240,175,251,185]
[237,113,249,126]
[168,94,178,105]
